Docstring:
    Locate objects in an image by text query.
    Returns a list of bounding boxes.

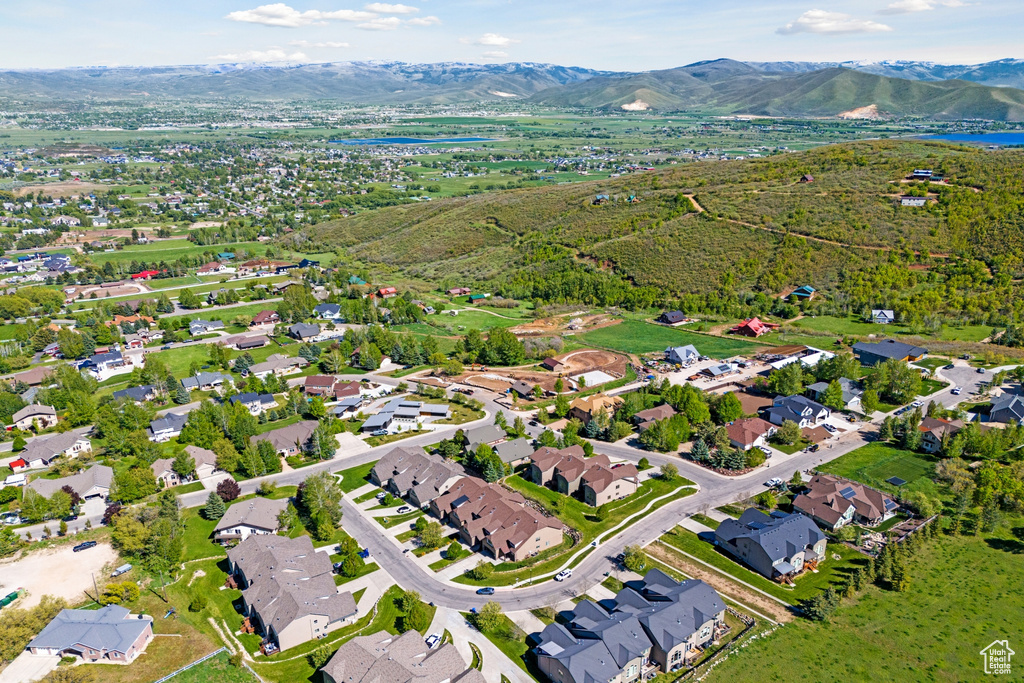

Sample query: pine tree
[203,491,226,520]
[174,385,190,405]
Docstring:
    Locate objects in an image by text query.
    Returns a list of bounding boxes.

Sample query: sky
[0,0,1021,70]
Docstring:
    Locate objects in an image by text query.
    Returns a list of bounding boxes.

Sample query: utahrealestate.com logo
[980,640,1014,675]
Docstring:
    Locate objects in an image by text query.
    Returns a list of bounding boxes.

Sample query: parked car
[371,429,389,437]
[333,562,344,574]
[945,364,956,370]
[1,514,20,525]
[809,444,820,453]
[375,491,387,500]
[396,506,411,514]
[952,387,963,395]
[615,553,625,565]
[476,587,495,595]
[823,424,837,434]
[426,634,441,649]
[554,569,572,582]
[73,541,97,552]
[111,564,133,578]
[757,445,772,457]
[765,478,783,487]
[358,548,370,559]
[977,367,987,374]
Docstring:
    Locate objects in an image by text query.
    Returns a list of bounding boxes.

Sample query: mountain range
[3,58,1024,120]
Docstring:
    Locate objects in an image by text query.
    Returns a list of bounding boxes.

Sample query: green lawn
[334,562,379,585]
[181,508,226,562]
[581,320,769,358]
[657,527,870,603]
[335,461,378,493]
[818,442,940,499]
[705,522,1024,682]
[690,513,721,529]
[782,315,993,343]
[463,612,535,678]
[165,651,258,683]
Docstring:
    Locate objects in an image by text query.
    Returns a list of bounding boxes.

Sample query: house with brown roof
[246,354,308,379]
[333,380,361,400]
[792,474,899,530]
[251,310,280,326]
[11,404,58,431]
[726,418,776,451]
[304,375,337,396]
[530,447,637,506]
[322,630,485,683]
[541,357,565,372]
[214,497,289,543]
[917,417,964,454]
[582,462,639,506]
[151,445,222,488]
[568,393,623,425]
[632,404,676,432]
[429,476,563,561]
[529,445,586,488]
[227,535,357,652]
[371,447,464,508]
[250,420,318,457]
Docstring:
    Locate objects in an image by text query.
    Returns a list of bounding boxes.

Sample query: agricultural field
[581,319,770,358]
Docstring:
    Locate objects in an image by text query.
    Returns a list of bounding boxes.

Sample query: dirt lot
[458,349,629,393]
[555,349,628,376]
[510,313,621,337]
[647,542,792,623]
[13,181,109,198]
[0,542,118,608]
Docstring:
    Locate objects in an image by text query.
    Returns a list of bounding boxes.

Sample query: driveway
[0,652,59,683]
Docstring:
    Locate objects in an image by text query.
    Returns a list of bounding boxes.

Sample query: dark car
[73,541,97,552]
[476,587,495,595]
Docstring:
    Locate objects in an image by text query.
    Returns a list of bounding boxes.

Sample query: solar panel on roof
[886,476,907,487]
[884,499,899,511]
[839,486,857,499]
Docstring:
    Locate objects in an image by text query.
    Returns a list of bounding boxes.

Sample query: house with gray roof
[764,395,830,428]
[148,412,188,442]
[371,447,464,508]
[227,534,357,652]
[111,384,158,404]
[665,345,700,365]
[19,431,92,469]
[246,354,308,379]
[180,371,232,392]
[535,569,726,682]
[288,322,320,341]
[229,392,277,416]
[989,393,1024,424]
[714,508,826,580]
[11,403,58,431]
[852,339,928,366]
[805,378,863,411]
[313,303,343,320]
[189,319,224,336]
[494,438,534,467]
[27,464,111,500]
[464,423,507,453]
[214,497,289,544]
[322,630,485,683]
[26,605,153,663]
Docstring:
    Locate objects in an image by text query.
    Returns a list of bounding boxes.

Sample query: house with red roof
[131,270,163,281]
[377,286,398,299]
[729,317,779,338]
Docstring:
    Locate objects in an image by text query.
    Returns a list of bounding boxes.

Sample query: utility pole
[92,572,99,601]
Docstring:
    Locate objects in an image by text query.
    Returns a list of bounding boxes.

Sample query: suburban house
[180,371,233,392]
[464,423,507,454]
[112,385,158,404]
[852,339,928,366]
[511,380,536,398]
[251,310,280,326]
[714,508,826,580]
[361,397,450,434]
[529,445,585,487]
[633,404,676,432]
[535,570,726,682]
[197,261,228,275]
[429,476,563,561]
[19,432,93,470]
[725,417,776,451]
[288,322,320,341]
[11,404,58,431]
[233,336,269,351]
[871,309,895,325]
[989,394,1024,424]
[213,497,289,544]
[729,317,779,337]
[658,310,688,326]
[371,447,464,507]
[246,354,308,379]
[494,438,534,467]
[805,378,863,411]
[333,380,361,400]
[27,464,111,500]
[764,395,831,428]
[530,447,638,505]
[151,445,221,488]
[332,395,364,419]
[321,630,485,683]
[581,460,640,506]
[80,349,135,380]
[541,357,565,372]
[148,413,187,442]
[26,605,153,664]
[917,417,964,453]
[189,319,224,336]
[229,392,277,416]
[313,303,343,320]
[665,345,699,365]
[227,535,358,652]
[792,474,899,530]
[568,393,623,425]
[303,375,337,396]
[250,420,318,457]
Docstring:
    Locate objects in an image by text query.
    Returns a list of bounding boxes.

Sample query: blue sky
[1,0,1020,70]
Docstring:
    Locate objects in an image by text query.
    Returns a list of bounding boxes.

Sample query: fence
[152,647,227,683]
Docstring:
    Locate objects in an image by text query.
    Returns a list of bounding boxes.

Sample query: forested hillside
[306,141,1024,324]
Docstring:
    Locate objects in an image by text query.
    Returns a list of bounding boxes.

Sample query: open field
[818,442,941,499]
[458,348,629,393]
[783,315,993,343]
[164,652,259,683]
[581,320,771,358]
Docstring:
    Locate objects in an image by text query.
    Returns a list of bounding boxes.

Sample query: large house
[227,535,357,652]
[80,349,134,380]
[322,630,485,683]
[632,404,676,432]
[361,397,450,434]
[313,303,343,320]
[871,309,895,325]
[303,375,337,396]
[148,412,188,442]
[852,339,928,366]
[11,404,58,431]
[714,508,826,580]
[665,345,699,365]
[658,310,688,326]
[568,393,623,425]
[26,605,153,664]
[229,392,277,416]
[151,445,221,488]
[27,464,111,500]
[214,497,289,544]
[535,570,727,683]
[288,322,320,341]
[251,420,319,457]
[729,317,779,337]
[112,385,158,404]
[246,354,308,379]
[464,423,507,454]
[989,394,1024,424]
[764,395,830,428]
[370,447,464,507]
[792,474,899,530]
[18,432,92,469]
[805,378,863,412]
[725,417,776,451]
[529,447,638,506]
[429,476,563,561]
[189,319,225,336]
[180,371,233,392]
[917,416,964,453]
[251,310,280,326]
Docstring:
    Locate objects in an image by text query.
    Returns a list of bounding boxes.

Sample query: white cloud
[212,48,308,62]
[879,0,967,13]
[482,51,508,59]
[357,16,402,30]
[289,40,350,48]
[406,15,441,26]
[467,33,520,47]
[225,4,375,28]
[364,2,418,14]
[777,10,893,35]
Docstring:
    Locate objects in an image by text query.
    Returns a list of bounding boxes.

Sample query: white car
[757,445,772,456]
[425,634,441,649]
[952,387,963,395]
[554,569,572,582]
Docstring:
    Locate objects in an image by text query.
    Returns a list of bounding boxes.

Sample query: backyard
[817,442,941,499]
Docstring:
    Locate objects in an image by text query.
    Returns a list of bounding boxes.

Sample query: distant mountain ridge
[2,57,1024,120]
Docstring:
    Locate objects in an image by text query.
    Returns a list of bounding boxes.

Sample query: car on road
[764,478,783,487]
[425,634,441,649]
[73,541,97,552]
[476,587,495,595]
[911,400,923,408]
[952,387,963,395]
[529,420,538,427]
[396,506,411,514]
[977,367,987,374]
[162,344,173,350]
[945,364,956,370]
[554,569,572,582]
[370,429,389,436]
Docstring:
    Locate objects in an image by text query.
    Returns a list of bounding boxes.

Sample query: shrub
[188,594,208,612]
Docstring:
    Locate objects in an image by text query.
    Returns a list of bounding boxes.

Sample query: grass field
[818,442,941,499]
[581,320,770,358]
[335,461,378,492]
[705,521,1024,682]
[85,240,271,266]
[165,651,258,683]
[783,316,993,343]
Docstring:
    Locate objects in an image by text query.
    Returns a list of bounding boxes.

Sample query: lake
[922,132,1024,146]
[330,137,495,145]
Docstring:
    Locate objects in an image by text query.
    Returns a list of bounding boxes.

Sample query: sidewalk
[441,608,534,683]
